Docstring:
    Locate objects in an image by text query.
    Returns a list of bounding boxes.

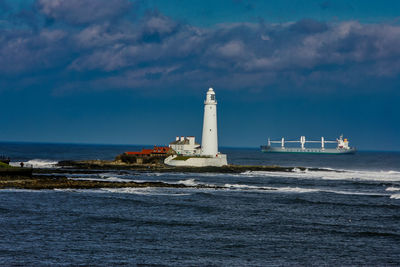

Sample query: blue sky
[145,0,400,25]
[0,0,399,150]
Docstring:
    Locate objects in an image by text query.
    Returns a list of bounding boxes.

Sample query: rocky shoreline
[0,175,210,190]
[57,160,330,173]
[0,160,336,190]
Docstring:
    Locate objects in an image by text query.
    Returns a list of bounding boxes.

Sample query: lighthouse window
[211,95,215,100]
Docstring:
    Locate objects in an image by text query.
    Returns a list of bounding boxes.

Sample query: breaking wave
[10,159,58,168]
[222,184,386,196]
[177,179,198,186]
[241,169,400,182]
[69,177,131,182]
[390,194,400,199]
[386,187,400,192]
[100,188,191,196]
[224,183,276,191]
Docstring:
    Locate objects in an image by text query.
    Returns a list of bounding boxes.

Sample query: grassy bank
[0,162,13,168]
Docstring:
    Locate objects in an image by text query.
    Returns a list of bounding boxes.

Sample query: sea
[1,142,400,266]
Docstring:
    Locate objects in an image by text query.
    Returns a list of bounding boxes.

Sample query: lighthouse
[201,88,218,156]
[164,87,227,167]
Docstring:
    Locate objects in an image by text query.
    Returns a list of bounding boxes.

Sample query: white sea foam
[98,173,125,179]
[241,169,400,182]
[54,187,189,196]
[47,185,395,197]
[53,188,105,193]
[386,187,400,192]
[317,189,386,196]
[0,189,48,193]
[10,159,58,168]
[220,183,387,196]
[67,172,141,182]
[69,177,130,182]
[277,187,320,193]
[224,183,317,193]
[100,187,191,196]
[142,171,231,178]
[105,177,130,182]
[390,194,400,199]
[177,179,198,186]
[224,183,275,191]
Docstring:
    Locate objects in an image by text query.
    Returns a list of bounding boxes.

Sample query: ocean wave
[68,177,131,182]
[222,184,385,196]
[10,159,58,168]
[177,179,198,186]
[224,183,276,191]
[0,183,389,198]
[241,169,400,182]
[66,172,142,182]
[175,179,219,188]
[390,194,400,199]
[386,187,400,192]
[0,189,51,193]
[54,187,190,196]
[53,188,106,193]
[142,171,233,178]
[100,188,191,196]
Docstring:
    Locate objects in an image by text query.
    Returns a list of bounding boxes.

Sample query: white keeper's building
[169,136,201,155]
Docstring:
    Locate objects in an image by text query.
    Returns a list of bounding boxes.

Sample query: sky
[0,0,399,150]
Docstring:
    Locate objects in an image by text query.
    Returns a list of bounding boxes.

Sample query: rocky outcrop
[0,167,32,177]
[57,160,334,173]
[0,175,225,190]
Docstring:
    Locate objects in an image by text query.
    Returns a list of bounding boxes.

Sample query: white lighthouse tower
[164,87,228,167]
[201,88,218,156]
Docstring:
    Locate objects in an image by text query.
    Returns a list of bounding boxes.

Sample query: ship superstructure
[261,135,356,154]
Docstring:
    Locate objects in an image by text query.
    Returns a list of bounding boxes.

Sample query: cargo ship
[261,135,356,154]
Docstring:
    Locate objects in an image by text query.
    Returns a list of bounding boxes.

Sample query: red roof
[125,146,170,155]
[152,146,170,153]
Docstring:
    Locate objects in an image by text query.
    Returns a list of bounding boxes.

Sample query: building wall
[170,143,199,155]
[169,136,200,155]
[164,154,227,167]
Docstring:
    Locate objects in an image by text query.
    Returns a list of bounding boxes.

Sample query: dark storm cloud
[1,0,400,94]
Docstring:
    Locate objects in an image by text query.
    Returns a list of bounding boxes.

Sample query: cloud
[37,0,132,25]
[0,28,69,74]
[290,18,328,33]
[1,1,400,95]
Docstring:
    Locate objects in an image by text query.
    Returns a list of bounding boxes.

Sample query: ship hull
[260,146,356,154]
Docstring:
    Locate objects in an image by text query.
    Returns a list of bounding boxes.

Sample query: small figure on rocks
[20,162,24,168]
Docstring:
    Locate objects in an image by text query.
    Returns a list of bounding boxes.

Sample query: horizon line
[0,140,399,153]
